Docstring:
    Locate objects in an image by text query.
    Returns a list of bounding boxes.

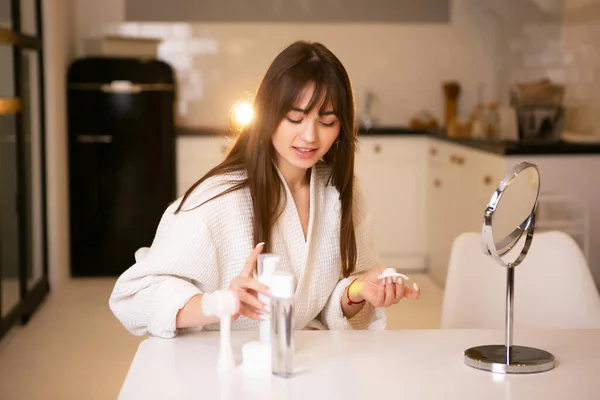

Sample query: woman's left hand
[350,266,420,307]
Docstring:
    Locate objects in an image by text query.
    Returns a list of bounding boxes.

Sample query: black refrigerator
[67,57,176,276]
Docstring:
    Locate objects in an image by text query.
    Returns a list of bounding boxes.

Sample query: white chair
[440,231,600,329]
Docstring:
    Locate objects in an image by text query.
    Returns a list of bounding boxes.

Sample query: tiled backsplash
[98,0,502,129]
[562,2,600,135]
[502,0,600,136]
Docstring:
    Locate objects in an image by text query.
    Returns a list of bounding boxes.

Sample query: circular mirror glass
[482,162,540,267]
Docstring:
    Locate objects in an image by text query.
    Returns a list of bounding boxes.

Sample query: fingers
[230,276,271,296]
[383,278,395,307]
[231,276,270,296]
[237,290,269,314]
[404,282,421,300]
[395,277,406,301]
[364,277,420,307]
[237,304,268,321]
[240,242,265,277]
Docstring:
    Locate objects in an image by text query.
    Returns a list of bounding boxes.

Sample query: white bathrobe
[109,163,385,338]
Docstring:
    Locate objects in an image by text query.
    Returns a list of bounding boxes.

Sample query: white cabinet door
[176,136,233,197]
[355,136,426,271]
[426,140,455,285]
[426,138,506,286]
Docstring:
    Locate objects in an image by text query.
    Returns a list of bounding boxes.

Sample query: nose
[299,119,317,144]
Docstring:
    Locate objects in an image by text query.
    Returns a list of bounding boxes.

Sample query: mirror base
[464,345,555,374]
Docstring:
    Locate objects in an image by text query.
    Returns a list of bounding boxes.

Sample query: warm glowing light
[232,102,253,125]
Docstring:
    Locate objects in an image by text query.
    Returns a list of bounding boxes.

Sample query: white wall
[43,0,75,288]
[72,0,503,129]
[71,0,125,56]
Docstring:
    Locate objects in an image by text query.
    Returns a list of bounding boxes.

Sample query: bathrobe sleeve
[108,198,221,338]
[320,179,387,330]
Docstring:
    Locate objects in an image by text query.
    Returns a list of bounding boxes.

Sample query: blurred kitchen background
[2,0,600,398]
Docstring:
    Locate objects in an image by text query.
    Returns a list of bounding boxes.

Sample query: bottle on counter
[470,103,487,139]
[469,83,488,140]
[270,271,295,379]
[443,81,461,138]
[486,103,501,140]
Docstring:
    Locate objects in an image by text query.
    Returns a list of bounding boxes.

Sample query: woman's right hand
[228,242,271,321]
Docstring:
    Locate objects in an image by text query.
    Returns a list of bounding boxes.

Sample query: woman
[109,40,420,338]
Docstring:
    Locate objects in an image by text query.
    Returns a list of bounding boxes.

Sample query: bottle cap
[258,253,280,277]
[270,271,294,298]
[241,341,271,374]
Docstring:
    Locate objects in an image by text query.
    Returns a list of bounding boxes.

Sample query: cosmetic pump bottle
[257,253,280,344]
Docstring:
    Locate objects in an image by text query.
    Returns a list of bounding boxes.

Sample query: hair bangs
[276,62,342,117]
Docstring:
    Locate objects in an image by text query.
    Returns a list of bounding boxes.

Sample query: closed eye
[286,117,337,127]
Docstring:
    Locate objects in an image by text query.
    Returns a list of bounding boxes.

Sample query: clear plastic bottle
[270,271,295,378]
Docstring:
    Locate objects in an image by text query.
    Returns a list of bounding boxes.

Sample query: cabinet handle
[374,144,381,153]
[221,145,229,155]
[430,147,437,156]
[433,178,441,188]
[450,155,465,165]
[483,175,492,185]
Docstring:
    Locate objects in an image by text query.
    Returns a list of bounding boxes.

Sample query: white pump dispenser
[257,254,280,344]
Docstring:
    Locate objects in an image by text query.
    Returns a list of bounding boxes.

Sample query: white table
[118,329,600,400]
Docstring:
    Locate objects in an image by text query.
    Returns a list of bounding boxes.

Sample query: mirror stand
[464,265,555,373]
[464,162,555,374]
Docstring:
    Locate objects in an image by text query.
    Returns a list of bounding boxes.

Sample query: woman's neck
[276,159,310,191]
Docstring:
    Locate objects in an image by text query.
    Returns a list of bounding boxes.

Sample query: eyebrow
[290,107,337,116]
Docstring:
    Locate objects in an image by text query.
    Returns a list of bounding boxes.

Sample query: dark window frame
[0,0,48,340]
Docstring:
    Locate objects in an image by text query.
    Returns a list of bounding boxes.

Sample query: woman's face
[271,84,340,175]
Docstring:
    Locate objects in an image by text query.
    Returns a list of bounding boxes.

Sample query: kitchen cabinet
[425,139,600,288]
[355,136,427,271]
[176,135,233,196]
[426,139,506,285]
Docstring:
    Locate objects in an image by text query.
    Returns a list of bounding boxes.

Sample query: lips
[293,146,317,153]
[292,146,318,159]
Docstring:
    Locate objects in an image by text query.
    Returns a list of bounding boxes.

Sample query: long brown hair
[176,40,358,277]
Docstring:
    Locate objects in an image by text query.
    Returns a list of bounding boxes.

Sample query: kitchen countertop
[360,127,600,155]
[177,126,600,155]
[427,132,600,156]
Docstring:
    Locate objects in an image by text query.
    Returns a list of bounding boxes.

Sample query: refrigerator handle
[101,80,142,94]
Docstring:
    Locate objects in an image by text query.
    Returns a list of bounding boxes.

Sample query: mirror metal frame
[481,162,540,267]
[465,161,555,374]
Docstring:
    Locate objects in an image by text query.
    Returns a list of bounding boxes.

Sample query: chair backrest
[440,231,600,329]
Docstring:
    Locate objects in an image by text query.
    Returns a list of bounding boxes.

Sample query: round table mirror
[465,162,555,374]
